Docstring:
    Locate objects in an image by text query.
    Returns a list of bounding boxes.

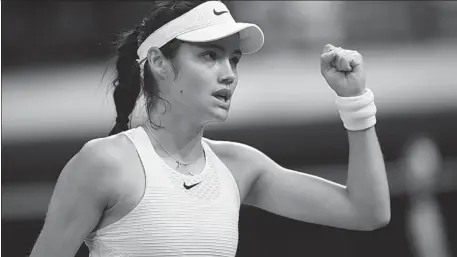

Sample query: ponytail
[109,28,142,136]
[108,1,206,136]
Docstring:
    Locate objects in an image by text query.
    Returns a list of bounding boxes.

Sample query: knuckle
[323,44,332,52]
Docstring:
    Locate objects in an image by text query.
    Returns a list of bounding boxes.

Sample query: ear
[146,47,168,79]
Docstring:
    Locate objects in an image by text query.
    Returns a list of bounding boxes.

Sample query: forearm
[345,126,390,227]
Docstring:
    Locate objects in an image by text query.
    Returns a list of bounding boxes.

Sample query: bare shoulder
[61,133,135,199]
[30,133,137,256]
[74,134,130,177]
[203,138,272,169]
[203,138,260,162]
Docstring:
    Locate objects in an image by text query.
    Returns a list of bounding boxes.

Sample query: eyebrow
[202,44,242,55]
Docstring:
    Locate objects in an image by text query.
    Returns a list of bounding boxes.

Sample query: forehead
[184,33,241,54]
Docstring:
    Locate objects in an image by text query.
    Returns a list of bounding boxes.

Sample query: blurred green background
[2,1,457,257]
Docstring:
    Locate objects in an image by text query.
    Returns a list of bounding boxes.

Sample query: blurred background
[2,1,457,256]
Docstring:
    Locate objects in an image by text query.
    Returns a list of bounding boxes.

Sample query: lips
[212,88,232,102]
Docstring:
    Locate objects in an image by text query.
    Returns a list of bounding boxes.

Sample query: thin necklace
[144,124,202,175]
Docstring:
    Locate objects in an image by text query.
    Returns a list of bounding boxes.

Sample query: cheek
[178,74,207,97]
[176,64,213,96]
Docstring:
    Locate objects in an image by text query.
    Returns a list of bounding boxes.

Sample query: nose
[218,59,236,86]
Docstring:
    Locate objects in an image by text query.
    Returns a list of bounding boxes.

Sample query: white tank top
[84,126,241,257]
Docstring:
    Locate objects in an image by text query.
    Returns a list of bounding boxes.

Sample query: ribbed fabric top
[84,126,241,257]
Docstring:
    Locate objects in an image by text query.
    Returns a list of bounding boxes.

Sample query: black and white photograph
[2,1,457,257]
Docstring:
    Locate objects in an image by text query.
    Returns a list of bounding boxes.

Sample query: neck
[145,111,205,163]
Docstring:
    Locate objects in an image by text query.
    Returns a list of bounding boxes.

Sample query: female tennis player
[30,1,390,257]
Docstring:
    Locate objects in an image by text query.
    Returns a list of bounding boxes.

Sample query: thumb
[320,51,336,75]
[323,44,342,54]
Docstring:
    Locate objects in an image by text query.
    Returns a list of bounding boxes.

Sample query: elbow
[362,208,391,231]
[367,214,390,231]
[353,195,391,231]
[354,200,391,231]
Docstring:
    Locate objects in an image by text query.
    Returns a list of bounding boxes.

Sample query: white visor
[137,1,264,68]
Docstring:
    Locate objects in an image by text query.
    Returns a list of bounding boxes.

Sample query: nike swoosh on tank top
[84,126,241,257]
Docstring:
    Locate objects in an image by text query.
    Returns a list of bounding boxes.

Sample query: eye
[201,51,217,61]
[230,56,241,66]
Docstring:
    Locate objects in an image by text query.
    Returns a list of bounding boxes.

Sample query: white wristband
[335,89,377,131]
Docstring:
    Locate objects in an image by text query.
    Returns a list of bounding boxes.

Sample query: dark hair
[108,0,210,136]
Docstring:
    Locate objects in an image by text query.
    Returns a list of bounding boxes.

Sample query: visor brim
[176,22,264,54]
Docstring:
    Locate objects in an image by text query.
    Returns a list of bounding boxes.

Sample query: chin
[209,108,230,123]
[213,112,229,122]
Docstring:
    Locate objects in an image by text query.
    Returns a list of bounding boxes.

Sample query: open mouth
[212,88,232,103]
[214,95,228,102]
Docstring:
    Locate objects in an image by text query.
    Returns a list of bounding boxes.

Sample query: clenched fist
[320,44,366,97]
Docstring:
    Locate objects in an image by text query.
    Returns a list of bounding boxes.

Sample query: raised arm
[29,138,121,257]
[241,44,390,231]
[237,130,389,231]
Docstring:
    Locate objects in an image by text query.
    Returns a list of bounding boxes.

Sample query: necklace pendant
[176,161,189,168]
[176,161,193,176]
